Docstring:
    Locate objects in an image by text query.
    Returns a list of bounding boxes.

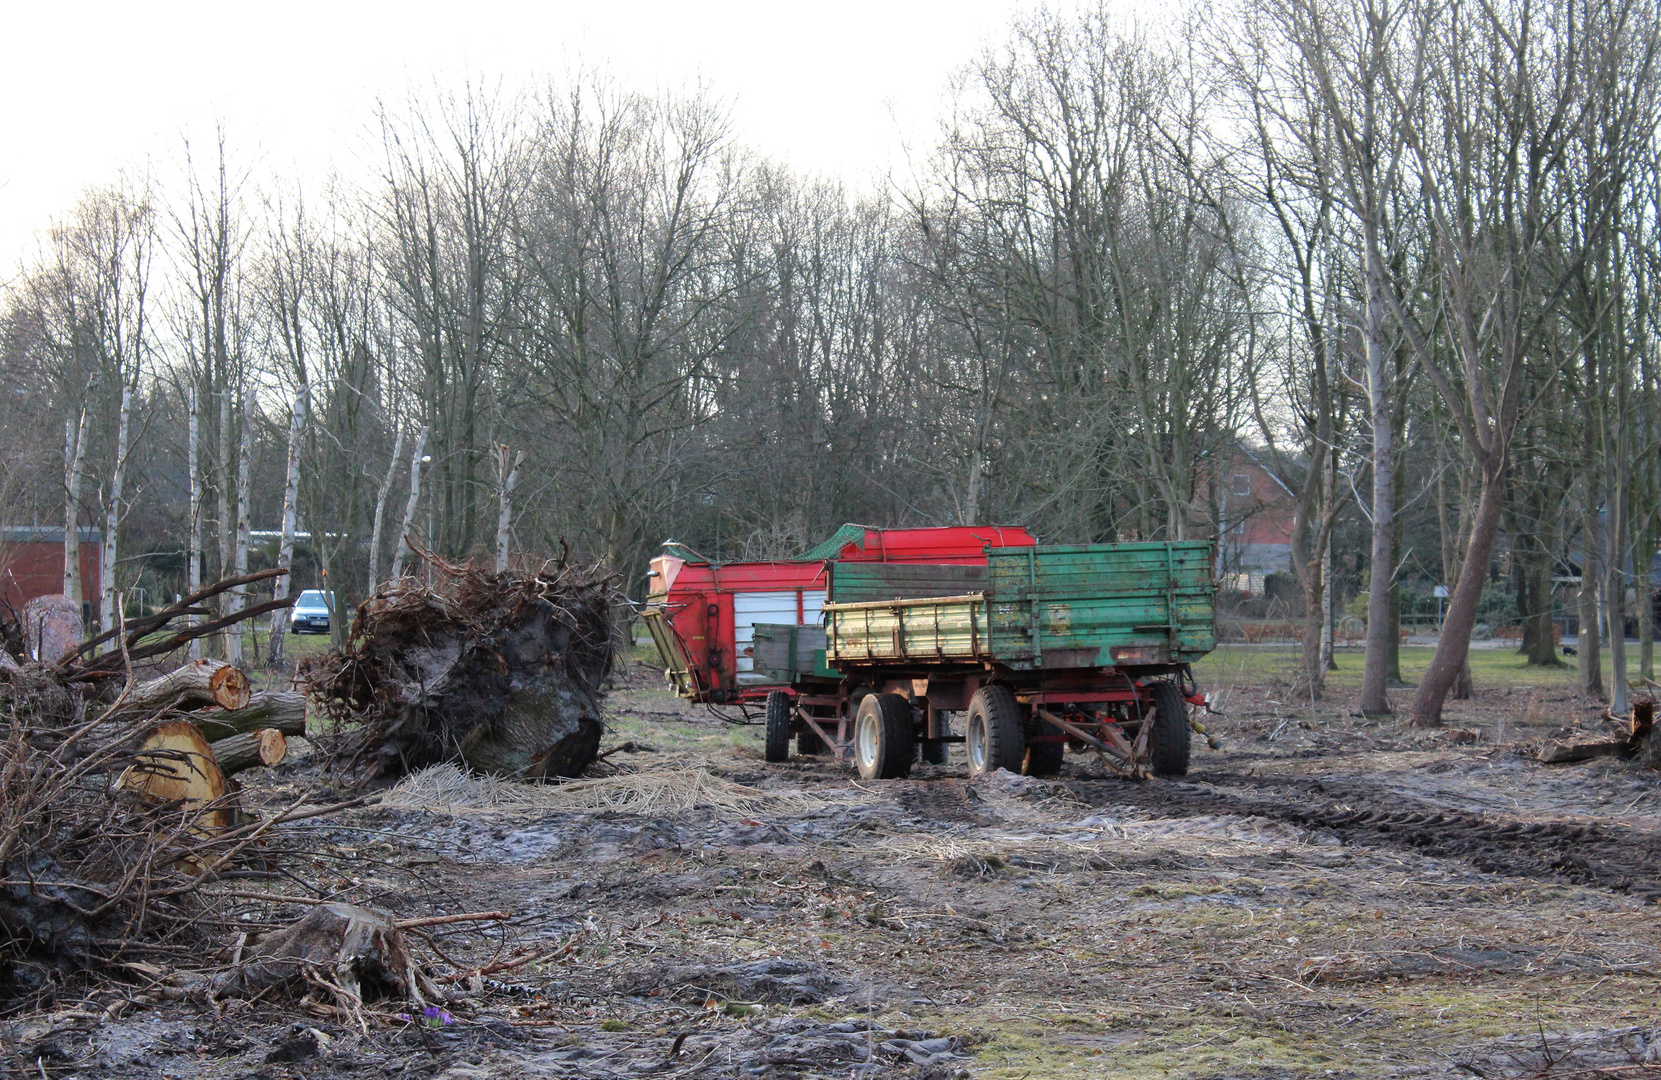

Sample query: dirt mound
[301,552,619,783]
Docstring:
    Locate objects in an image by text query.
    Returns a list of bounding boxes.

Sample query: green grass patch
[1192,644,1578,694]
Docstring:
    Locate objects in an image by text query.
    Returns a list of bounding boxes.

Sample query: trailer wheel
[965,686,1025,778]
[1147,681,1192,777]
[764,691,792,764]
[854,693,914,780]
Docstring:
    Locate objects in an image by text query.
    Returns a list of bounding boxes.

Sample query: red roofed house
[1215,451,1296,595]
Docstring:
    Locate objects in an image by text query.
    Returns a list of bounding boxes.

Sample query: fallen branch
[394,910,511,930]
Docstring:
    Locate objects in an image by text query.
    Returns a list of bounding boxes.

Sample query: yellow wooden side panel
[825,594,988,663]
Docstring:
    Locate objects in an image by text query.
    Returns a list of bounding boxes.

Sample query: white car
[290,590,335,634]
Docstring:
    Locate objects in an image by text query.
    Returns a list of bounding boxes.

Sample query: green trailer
[764,541,1218,781]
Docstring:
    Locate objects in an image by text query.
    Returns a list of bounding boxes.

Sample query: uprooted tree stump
[212,902,441,1006]
[300,551,619,784]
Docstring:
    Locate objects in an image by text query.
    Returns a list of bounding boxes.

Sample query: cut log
[116,658,251,715]
[192,691,306,741]
[210,902,441,1005]
[23,595,81,665]
[210,728,288,776]
[1537,738,1626,764]
[115,720,233,831]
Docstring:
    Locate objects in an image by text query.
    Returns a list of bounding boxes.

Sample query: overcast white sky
[0,0,1069,270]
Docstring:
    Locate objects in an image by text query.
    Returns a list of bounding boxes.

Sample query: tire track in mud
[1065,772,1661,902]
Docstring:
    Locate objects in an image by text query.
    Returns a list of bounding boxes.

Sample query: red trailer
[642,525,1036,706]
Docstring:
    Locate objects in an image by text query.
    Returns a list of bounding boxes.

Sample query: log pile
[300,549,619,784]
[0,570,305,783]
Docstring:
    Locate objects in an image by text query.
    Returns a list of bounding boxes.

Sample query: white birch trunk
[227,387,254,664]
[267,384,308,667]
[100,383,133,647]
[217,389,232,592]
[188,386,203,659]
[495,445,524,572]
[367,427,405,594]
[1320,536,1336,672]
[389,427,428,582]
[63,409,91,606]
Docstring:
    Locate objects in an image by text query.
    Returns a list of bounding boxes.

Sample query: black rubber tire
[854,693,915,780]
[1147,681,1192,777]
[1023,739,1065,777]
[764,691,792,764]
[965,686,1026,778]
[797,726,825,755]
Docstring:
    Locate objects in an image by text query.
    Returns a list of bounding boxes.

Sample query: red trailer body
[645,525,1036,704]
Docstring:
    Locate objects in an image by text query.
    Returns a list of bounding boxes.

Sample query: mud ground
[7,661,1661,1080]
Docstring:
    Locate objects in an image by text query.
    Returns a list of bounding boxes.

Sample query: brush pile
[0,712,355,1003]
[300,551,619,784]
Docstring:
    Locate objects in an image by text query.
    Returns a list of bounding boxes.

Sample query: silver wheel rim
[856,713,879,771]
[968,714,987,772]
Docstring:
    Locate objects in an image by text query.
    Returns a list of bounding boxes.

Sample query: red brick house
[1215,449,1296,593]
[1,527,101,609]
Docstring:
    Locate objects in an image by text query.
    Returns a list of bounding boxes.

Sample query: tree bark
[367,428,405,595]
[268,385,308,668]
[228,387,254,664]
[113,658,252,715]
[1358,234,1396,716]
[389,428,429,582]
[1580,501,1606,699]
[209,728,287,775]
[1411,462,1506,726]
[188,385,203,660]
[100,384,133,644]
[63,403,92,608]
[495,445,524,572]
[191,690,307,741]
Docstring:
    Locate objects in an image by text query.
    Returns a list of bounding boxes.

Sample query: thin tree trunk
[1321,538,1336,672]
[1606,410,1630,715]
[227,388,253,664]
[1411,461,1506,726]
[1526,509,1563,666]
[389,428,429,582]
[217,390,232,593]
[367,427,405,595]
[1580,500,1605,698]
[188,386,203,659]
[495,445,524,572]
[63,406,91,607]
[1358,242,1395,716]
[267,385,308,669]
[100,384,133,646]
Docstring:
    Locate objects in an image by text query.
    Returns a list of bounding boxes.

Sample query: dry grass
[381,762,858,817]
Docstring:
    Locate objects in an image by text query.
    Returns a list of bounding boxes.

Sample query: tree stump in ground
[22,595,81,665]
[211,902,440,1005]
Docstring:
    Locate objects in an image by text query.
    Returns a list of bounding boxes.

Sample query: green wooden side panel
[985,541,1217,669]
[752,623,833,681]
[828,562,987,603]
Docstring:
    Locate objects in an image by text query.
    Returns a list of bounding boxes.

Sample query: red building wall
[1,530,102,609]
